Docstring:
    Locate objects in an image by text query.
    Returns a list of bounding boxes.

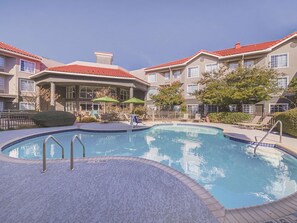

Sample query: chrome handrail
[254,120,282,155]
[42,135,64,173]
[70,135,86,170]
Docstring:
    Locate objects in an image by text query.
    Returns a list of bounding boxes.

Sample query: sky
[1,0,297,70]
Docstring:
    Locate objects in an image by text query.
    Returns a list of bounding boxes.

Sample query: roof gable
[0,42,41,60]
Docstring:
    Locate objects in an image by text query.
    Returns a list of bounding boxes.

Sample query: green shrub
[274,108,297,137]
[32,111,76,127]
[208,112,251,124]
[133,106,146,116]
[80,116,98,123]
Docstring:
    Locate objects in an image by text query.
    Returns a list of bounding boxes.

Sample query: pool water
[2,125,297,208]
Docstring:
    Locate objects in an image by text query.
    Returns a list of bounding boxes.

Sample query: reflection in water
[2,125,297,208]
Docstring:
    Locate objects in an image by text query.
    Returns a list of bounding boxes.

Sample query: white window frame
[20,79,35,92]
[242,104,254,114]
[269,103,289,114]
[229,62,239,71]
[173,70,181,79]
[277,76,289,89]
[164,72,170,80]
[66,86,76,99]
[270,53,289,69]
[244,60,254,68]
[187,84,199,96]
[205,63,218,73]
[120,88,129,101]
[147,87,158,99]
[19,102,35,110]
[19,59,36,73]
[65,101,77,112]
[147,73,157,83]
[187,66,199,78]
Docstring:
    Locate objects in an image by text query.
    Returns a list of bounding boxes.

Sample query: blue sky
[1,0,297,70]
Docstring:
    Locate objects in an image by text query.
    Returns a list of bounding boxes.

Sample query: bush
[208,112,251,124]
[274,108,297,137]
[32,111,76,127]
[133,107,146,116]
[79,116,98,123]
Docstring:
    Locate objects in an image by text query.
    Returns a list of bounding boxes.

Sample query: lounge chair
[123,113,130,122]
[193,113,201,122]
[240,116,272,130]
[237,116,261,127]
[133,115,143,127]
[180,113,189,122]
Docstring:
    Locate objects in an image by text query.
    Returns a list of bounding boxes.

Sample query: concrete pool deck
[1,121,297,223]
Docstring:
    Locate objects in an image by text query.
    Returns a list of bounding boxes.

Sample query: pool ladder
[253,120,282,156]
[42,134,86,173]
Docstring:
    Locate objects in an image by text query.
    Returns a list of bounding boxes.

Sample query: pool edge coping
[1,122,297,222]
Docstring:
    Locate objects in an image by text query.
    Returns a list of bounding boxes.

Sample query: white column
[36,85,40,111]
[50,82,56,110]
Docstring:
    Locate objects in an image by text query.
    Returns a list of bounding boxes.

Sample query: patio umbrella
[92,96,119,113]
[122,97,145,104]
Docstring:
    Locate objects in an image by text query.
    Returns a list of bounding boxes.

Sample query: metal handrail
[70,135,86,170]
[42,135,64,173]
[254,120,282,155]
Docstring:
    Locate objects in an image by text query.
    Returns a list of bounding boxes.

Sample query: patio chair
[240,116,272,130]
[123,113,130,122]
[193,113,201,122]
[133,115,143,127]
[237,115,261,127]
[180,113,189,122]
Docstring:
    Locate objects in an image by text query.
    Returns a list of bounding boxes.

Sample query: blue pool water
[2,125,297,208]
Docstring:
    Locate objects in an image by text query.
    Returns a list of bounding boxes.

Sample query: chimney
[235,42,241,49]
[95,52,113,65]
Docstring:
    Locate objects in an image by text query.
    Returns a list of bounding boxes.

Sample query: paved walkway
[1,121,297,223]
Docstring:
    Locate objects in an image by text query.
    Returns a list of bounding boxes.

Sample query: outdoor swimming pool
[2,124,297,208]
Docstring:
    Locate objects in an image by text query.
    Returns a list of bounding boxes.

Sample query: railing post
[70,135,86,170]
[42,140,47,173]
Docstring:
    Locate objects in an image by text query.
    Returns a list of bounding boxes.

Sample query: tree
[193,65,279,110]
[151,81,185,109]
[283,77,297,108]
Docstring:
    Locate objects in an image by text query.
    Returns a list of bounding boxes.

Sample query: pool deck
[1,121,297,223]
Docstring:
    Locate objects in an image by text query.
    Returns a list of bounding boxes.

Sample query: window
[229,62,239,71]
[120,89,129,101]
[244,60,254,68]
[277,77,288,89]
[79,86,98,99]
[269,103,288,113]
[66,86,76,99]
[0,77,4,92]
[0,101,3,111]
[242,104,254,114]
[110,87,117,98]
[229,104,237,112]
[79,102,93,111]
[271,54,288,68]
[20,79,35,92]
[66,101,77,112]
[0,56,5,68]
[20,59,35,73]
[205,63,218,73]
[187,67,199,78]
[19,102,35,110]
[173,70,181,79]
[204,104,218,113]
[187,104,199,114]
[187,84,198,95]
[164,72,170,80]
[148,73,157,83]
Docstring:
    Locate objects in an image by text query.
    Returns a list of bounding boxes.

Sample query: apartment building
[0,42,148,113]
[133,32,297,116]
[0,42,44,111]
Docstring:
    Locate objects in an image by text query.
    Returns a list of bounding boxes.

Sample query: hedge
[274,108,297,137]
[208,112,251,124]
[79,116,98,123]
[32,111,76,127]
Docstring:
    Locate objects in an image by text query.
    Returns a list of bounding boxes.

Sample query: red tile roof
[0,41,41,60]
[145,32,297,71]
[48,64,139,79]
[213,40,279,56]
